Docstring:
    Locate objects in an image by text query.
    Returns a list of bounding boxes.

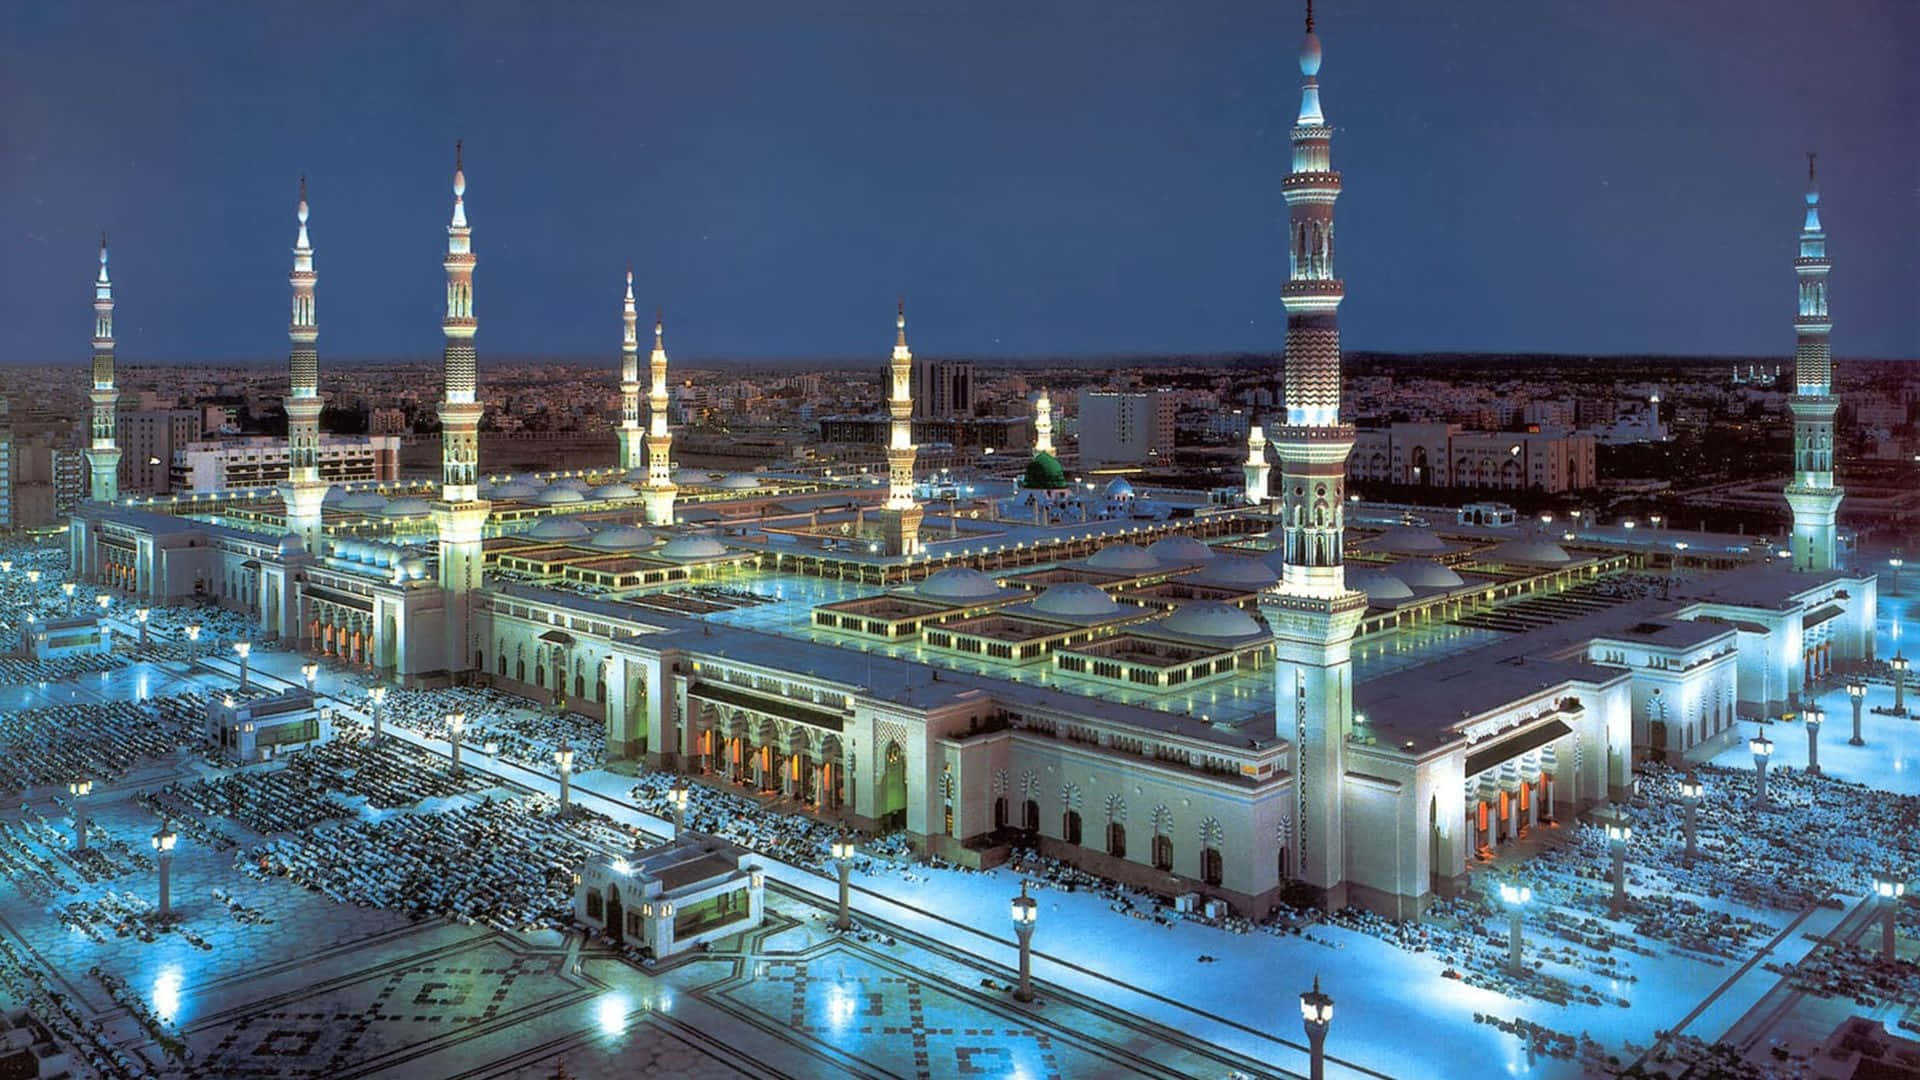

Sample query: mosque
[67,8,1874,919]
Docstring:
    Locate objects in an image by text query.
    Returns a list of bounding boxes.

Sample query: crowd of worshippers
[0,695,202,796]
[356,685,607,773]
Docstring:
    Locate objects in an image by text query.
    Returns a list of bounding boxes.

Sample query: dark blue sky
[3,1,1914,364]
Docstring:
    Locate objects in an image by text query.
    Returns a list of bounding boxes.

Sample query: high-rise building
[1079,391,1174,467]
[1784,153,1842,572]
[169,435,400,492]
[117,409,204,494]
[912,357,973,419]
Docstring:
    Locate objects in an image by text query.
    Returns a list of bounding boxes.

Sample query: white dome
[1085,544,1161,573]
[916,567,1003,603]
[717,473,762,490]
[1370,526,1448,554]
[533,486,587,505]
[671,468,715,486]
[625,467,650,483]
[591,482,640,499]
[398,554,429,580]
[329,538,361,562]
[340,492,388,511]
[658,535,728,560]
[587,524,654,551]
[1189,555,1279,590]
[1157,602,1263,640]
[526,517,592,541]
[1104,477,1136,499]
[276,533,305,558]
[491,480,539,499]
[548,476,589,491]
[1147,536,1215,564]
[380,497,430,517]
[1388,558,1465,589]
[1489,539,1574,566]
[1032,583,1120,619]
[1348,567,1415,603]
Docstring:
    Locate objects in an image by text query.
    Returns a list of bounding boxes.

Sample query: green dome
[1022,451,1068,490]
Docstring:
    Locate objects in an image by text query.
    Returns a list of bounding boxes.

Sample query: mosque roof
[1022,451,1068,490]
[1347,567,1416,603]
[590,482,640,499]
[1104,477,1136,499]
[1030,582,1121,618]
[380,497,431,517]
[526,517,593,541]
[1487,539,1574,566]
[1084,544,1161,573]
[533,486,587,505]
[1152,601,1264,641]
[587,524,655,551]
[1369,526,1450,554]
[657,535,728,560]
[916,567,1004,603]
[1186,555,1279,591]
[1147,536,1216,564]
[1388,558,1466,589]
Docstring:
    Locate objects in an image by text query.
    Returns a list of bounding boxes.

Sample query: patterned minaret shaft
[618,268,643,470]
[1259,1,1368,911]
[279,176,329,558]
[641,306,678,525]
[1033,387,1054,455]
[87,235,121,503]
[429,142,491,676]
[880,300,923,555]
[1784,151,1841,572]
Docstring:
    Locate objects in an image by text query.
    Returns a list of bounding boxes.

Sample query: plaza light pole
[301,662,319,695]
[96,593,110,619]
[831,833,856,931]
[1891,555,1905,597]
[1803,704,1824,777]
[185,624,201,650]
[367,686,387,743]
[1011,880,1038,1003]
[68,779,93,852]
[554,747,574,814]
[447,712,465,777]
[233,641,252,691]
[668,779,689,839]
[134,608,150,650]
[1605,813,1632,916]
[1848,679,1868,746]
[61,582,75,617]
[1679,773,1703,867]
[1894,654,1909,717]
[151,821,178,918]
[1300,976,1334,1080]
[1874,872,1906,964]
[1499,880,1531,975]
[1750,731,1774,810]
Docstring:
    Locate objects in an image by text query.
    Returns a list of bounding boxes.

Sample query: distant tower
[279,176,330,559]
[87,235,121,503]
[1033,387,1055,455]
[641,308,678,526]
[882,300,923,555]
[1243,424,1271,505]
[429,142,491,677]
[1257,1,1369,911]
[617,268,644,473]
[1784,152,1841,572]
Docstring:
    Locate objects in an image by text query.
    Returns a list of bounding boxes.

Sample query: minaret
[1784,151,1841,572]
[87,235,121,503]
[278,176,329,558]
[882,299,922,555]
[429,142,491,677]
[641,306,678,525]
[1258,1,1368,911]
[617,267,644,472]
[1033,387,1055,455]
[1243,424,1271,505]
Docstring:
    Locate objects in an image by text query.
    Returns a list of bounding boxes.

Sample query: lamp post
[1848,679,1868,746]
[1499,880,1532,975]
[96,593,110,617]
[1891,555,1905,597]
[1873,872,1906,963]
[367,686,387,743]
[668,779,689,839]
[61,582,75,616]
[1300,976,1334,1080]
[1803,704,1824,777]
[233,641,252,690]
[447,712,465,776]
[134,608,150,650]
[151,821,178,918]
[554,747,574,814]
[68,779,93,851]
[1678,773,1703,866]
[1010,880,1038,1003]
[831,833,856,931]
[1894,654,1909,717]
[185,624,201,649]
[301,662,319,694]
[1605,813,1632,916]
[1750,731,1774,809]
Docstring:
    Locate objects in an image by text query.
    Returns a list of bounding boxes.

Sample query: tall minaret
[87,235,121,503]
[1784,151,1842,572]
[429,142,491,677]
[617,267,644,472]
[1243,424,1271,505]
[882,299,922,555]
[1033,387,1055,455]
[1258,1,1368,911]
[641,307,678,525]
[279,176,329,557]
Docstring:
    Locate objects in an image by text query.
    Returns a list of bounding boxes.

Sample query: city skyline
[3,0,1914,364]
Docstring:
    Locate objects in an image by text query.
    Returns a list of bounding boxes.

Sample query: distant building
[1347,422,1596,492]
[368,407,409,435]
[170,434,401,493]
[52,448,88,514]
[118,408,205,494]
[911,358,973,419]
[1080,390,1175,467]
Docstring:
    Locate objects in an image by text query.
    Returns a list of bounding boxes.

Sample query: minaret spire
[617,265,643,471]
[87,233,122,503]
[1032,386,1055,455]
[1784,150,1841,573]
[279,172,329,565]
[430,141,491,677]
[881,299,922,555]
[640,296,678,525]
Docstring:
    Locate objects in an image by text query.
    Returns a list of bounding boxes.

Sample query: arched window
[1022,799,1039,832]
[1201,846,1223,886]
[1063,810,1082,846]
[1152,834,1173,871]
[1106,821,1126,858]
[994,797,1008,831]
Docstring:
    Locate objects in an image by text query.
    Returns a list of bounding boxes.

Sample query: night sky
[2,1,1913,365]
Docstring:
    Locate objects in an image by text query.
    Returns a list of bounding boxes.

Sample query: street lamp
[151,821,178,918]
[668,779,690,839]
[447,712,466,776]
[554,747,575,814]
[1605,813,1632,916]
[68,779,93,852]
[96,593,110,615]
[1873,872,1906,963]
[1750,731,1774,809]
[1803,704,1824,777]
[1848,679,1868,746]
[301,662,319,694]
[831,833,856,931]
[1300,975,1334,1080]
[185,624,201,646]
[1010,880,1038,1003]
[1678,773,1704,866]
[1499,880,1532,975]
[233,641,252,690]
[1893,654,1909,717]
[1891,556,1905,597]
[61,582,75,616]
[367,686,387,742]
[134,608,150,650]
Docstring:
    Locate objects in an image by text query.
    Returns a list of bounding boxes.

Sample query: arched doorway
[879,742,908,831]
[605,884,625,945]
